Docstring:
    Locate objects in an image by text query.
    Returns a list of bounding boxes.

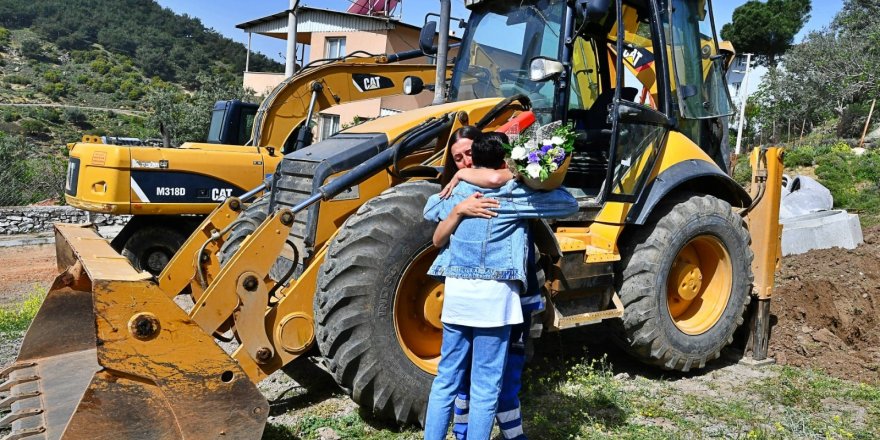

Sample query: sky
[155,0,844,94]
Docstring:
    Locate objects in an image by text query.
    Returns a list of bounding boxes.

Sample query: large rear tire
[314,181,442,426]
[122,226,186,276]
[612,193,753,371]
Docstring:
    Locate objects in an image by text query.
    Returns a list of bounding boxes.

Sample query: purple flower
[528,151,541,163]
[541,144,553,153]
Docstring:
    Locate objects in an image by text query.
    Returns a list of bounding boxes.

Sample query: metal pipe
[320,116,451,198]
[734,53,752,155]
[285,0,300,78]
[432,0,451,105]
[294,82,322,151]
[239,183,266,202]
[246,32,251,73]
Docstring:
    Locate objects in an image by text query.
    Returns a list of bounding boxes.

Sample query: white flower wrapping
[504,121,576,182]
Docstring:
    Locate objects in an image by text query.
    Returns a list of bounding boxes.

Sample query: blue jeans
[452,313,530,440]
[424,323,511,440]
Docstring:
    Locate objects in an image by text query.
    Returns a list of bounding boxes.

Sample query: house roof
[236,5,425,39]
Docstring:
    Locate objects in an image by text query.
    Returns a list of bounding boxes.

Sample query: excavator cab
[4,1,782,437]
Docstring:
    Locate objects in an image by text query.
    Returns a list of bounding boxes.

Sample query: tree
[749,0,880,141]
[720,0,812,66]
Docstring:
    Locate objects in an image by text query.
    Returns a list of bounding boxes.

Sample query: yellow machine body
[6,1,785,437]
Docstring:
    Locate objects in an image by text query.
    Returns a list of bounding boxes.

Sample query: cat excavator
[65,50,448,275]
[3,0,783,438]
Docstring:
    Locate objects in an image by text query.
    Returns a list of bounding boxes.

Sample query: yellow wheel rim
[666,235,732,335]
[394,246,443,374]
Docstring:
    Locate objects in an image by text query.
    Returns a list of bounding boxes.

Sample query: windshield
[664,0,734,119]
[450,0,566,124]
[207,108,225,143]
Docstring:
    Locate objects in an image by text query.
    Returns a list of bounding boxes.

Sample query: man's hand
[453,192,499,219]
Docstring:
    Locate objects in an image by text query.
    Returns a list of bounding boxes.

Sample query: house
[237,5,452,141]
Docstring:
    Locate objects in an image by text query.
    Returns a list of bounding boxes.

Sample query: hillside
[0,0,280,148]
[0,0,282,205]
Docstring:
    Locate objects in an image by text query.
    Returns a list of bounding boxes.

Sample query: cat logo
[352,74,394,93]
[211,188,233,201]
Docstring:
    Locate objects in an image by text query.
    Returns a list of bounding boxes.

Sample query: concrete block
[780,210,863,256]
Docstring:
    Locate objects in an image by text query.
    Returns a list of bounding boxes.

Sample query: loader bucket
[1,224,268,439]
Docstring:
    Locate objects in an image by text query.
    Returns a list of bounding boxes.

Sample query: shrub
[42,69,60,82]
[19,38,42,59]
[0,26,9,47]
[40,81,68,100]
[4,74,30,85]
[783,145,817,168]
[64,108,87,126]
[19,118,46,135]
[1,110,21,122]
[89,57,110,74]
[39,107,61,123]
[815,149,880,223]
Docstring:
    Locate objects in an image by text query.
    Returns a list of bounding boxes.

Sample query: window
[319,114,340,141]
[325,37,346,59]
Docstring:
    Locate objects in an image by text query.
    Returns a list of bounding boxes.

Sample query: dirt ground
[770,225,880,384]
[0,243,56,307]
[0,228,878,382]
[0,231,878,438]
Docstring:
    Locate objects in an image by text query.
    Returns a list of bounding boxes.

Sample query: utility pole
[734,53,753,154]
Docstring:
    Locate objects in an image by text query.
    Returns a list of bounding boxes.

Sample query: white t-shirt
[441,277,523,327]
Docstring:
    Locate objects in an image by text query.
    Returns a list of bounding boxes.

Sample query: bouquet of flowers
[504,121,576,189]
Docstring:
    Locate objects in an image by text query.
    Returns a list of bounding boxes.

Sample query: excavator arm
[252,57,450,149]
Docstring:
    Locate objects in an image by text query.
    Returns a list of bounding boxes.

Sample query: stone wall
[0,206,129,235]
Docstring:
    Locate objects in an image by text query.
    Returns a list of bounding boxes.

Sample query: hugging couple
[422,126,578,440]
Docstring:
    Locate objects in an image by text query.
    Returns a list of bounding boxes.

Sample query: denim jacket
[423,179,579,283]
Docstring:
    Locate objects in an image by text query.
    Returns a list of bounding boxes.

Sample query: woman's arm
[439,168,515,198]
[432,193,500,247]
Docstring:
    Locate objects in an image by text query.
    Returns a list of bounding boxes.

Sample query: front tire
[314,181,442,426]
[612,193,753,371]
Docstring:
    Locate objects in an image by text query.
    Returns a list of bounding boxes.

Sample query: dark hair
[471,135,506,169]
[450,125,481,144]
[481,131,509,145]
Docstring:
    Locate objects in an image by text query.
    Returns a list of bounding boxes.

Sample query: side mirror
[575,0,610,22]
[403,76,425,95]
[420,21,438,56]
[530,57,565,82]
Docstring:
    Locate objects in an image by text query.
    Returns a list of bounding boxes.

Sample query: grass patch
[752,366,880,439]
[262,412,420,440]
[0,286,45,338]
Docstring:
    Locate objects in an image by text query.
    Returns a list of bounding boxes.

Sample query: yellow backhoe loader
[65,49,449,275]
[3,0,783,437]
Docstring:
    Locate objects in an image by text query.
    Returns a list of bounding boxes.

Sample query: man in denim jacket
[422,136,578,440]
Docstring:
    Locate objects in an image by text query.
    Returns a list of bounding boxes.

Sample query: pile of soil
[770,225,880,383]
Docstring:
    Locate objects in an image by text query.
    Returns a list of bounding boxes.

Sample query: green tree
[750,0,880,141]
[144,74,255,147]
[720,0,812,66]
